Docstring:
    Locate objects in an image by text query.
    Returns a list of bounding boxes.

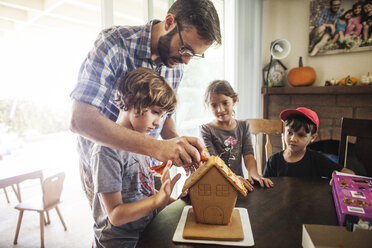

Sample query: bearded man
[70,0,221,207]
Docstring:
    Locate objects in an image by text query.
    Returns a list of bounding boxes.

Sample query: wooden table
[137,177,338,248]
[0,168,43,202]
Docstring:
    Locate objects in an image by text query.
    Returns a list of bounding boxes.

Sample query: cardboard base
[173,206,254,247]
[182,208,244,241]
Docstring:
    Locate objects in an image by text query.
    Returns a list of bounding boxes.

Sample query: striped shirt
[70,20,184,169]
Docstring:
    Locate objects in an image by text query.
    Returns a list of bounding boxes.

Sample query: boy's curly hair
[115,68,177,115]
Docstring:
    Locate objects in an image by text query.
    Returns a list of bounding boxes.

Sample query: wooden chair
[338,117,372,177]
[13,172,67,248]
[246,119,286,175]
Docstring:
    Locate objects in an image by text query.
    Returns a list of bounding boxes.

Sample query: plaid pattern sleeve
[70,27,127,121]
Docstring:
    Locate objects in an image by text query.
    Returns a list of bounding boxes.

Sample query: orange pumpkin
[288,57,316,86]
[339,75,357,86]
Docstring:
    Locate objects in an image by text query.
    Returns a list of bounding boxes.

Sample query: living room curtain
[234,0,263,119]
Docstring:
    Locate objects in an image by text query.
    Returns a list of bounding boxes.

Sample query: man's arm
[70,100,203,167]
[160,116,178,139]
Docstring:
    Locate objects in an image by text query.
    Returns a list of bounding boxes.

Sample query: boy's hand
[329,178,334,186]
[155,161,181,207]
[330,168,355,186]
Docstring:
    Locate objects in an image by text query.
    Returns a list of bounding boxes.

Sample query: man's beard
[157,27,182,67]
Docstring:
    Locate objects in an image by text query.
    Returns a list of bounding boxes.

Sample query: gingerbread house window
[198,184,211,196]
[216,184,229,197]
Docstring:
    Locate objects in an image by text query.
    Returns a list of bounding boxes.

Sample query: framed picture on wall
[309,0,372,56]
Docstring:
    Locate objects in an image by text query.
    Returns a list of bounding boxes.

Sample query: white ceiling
[0,0,151,40]
[0,0,99,38]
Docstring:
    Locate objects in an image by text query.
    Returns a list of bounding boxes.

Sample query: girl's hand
[247,174,274,188]
[155,161,181,207]
[238,176,254,192]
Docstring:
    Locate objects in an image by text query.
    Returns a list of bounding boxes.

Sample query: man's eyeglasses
[176,22,205,59]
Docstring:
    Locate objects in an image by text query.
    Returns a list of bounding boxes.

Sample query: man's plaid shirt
[70,20,184,170]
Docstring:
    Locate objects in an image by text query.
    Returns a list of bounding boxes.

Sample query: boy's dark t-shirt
[263,148,343,178]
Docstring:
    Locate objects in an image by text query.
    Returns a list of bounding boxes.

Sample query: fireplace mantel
[262,85,372,95]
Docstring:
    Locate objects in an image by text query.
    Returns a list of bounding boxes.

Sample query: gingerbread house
[182,156,247,225]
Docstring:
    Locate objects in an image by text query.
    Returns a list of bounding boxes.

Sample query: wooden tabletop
[0,164,44,202]
[137,177,338,248]
[0,169,43,188]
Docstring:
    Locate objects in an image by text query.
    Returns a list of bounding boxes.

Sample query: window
[0,0,231,198]
[216,184,229,196]
[0,1,103,165]
[174,0,225,138]
[198,183,211,196]
[0,0,156,176]
[173,0,227,195]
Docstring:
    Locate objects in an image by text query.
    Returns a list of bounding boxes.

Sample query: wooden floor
[0,165,93,248]
[0,132,93,248]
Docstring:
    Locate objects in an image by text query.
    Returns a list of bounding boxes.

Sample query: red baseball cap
[280,107,319,132]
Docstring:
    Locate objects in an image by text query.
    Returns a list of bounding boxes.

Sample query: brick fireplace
[262,85,372,155]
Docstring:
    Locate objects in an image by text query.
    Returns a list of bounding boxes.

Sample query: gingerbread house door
[204,206,224,224]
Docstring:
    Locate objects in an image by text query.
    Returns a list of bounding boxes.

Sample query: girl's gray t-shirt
[91,144,155,248]
[200,119,254,176]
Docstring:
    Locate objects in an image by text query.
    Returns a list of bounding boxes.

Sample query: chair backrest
[246,119,286,175]
[42,172,65,208]
[338,118,372,177]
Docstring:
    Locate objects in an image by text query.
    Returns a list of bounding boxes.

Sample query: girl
[345,1,363,38]
[331,9,353,43]
[200,80,274,191]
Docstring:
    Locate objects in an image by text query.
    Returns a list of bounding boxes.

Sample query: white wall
[262,0,372,86]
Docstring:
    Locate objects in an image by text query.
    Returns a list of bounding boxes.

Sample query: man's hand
[154,136,204,169]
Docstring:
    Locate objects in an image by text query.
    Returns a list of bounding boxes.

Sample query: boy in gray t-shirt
[91,68,181,248]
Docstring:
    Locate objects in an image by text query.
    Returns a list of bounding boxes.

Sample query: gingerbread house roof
[182,156,248,196]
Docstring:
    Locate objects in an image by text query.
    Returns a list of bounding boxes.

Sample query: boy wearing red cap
[263,107,354,179]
